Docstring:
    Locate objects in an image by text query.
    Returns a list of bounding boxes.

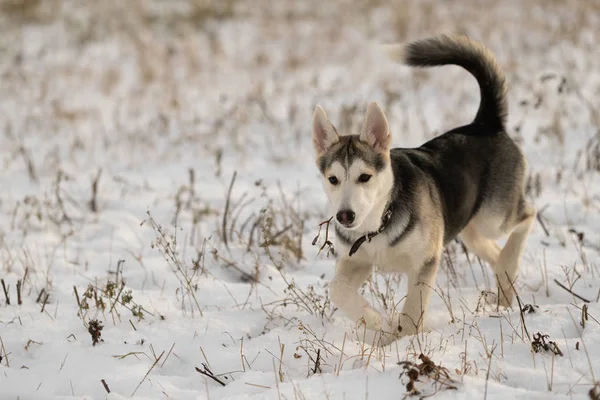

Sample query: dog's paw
[497,291,514,308]
[394,314,419,337]
[377,317,403,346]
[376,314,420,346]
[361,306,383,331]
[484,289,513,309]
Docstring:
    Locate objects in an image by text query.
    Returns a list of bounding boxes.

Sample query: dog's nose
[336,210,355,226]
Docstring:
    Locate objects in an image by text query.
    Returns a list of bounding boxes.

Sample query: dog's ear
[312,106,340,155]
[359,102,391,152]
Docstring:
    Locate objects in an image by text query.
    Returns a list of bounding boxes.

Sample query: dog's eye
[328,176,339,185]
[358,174,372,183]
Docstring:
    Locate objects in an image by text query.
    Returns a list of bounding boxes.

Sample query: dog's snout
[336,210,355,226]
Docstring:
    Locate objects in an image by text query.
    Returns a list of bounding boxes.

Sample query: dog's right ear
[359,102,391,152]
[312,106,339,155]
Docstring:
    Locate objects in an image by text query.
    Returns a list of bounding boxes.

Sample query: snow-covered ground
[0,0,599,398]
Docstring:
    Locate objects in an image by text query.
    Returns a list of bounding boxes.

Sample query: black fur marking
[403,34,507,130]
[420,257,438,278]
[318,135,386,174]
[389,213,416,247]
[382,151,420,247]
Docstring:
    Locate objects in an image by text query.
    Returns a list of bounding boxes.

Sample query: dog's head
[312,102,393,231]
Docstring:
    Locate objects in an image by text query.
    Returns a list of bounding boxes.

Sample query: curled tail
[385,34,508,130]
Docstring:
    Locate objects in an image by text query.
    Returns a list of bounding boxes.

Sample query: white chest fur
[335,224,429,275]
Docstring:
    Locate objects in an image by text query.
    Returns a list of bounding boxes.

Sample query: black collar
[348,207,393,256]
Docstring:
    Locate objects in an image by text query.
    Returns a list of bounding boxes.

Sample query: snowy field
[0,0,599,399]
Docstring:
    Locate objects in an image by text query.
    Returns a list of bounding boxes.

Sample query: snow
[0,0,599,399]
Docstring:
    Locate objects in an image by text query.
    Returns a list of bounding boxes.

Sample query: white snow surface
[0,0,599,399]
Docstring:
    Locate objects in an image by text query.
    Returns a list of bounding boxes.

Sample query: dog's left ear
[359,102,391,152]
[312,105,340,155]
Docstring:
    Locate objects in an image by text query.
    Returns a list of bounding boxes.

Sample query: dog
[312,34,536,341]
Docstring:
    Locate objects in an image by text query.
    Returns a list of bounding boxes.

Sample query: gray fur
[317,135,386,174]
[402,33,508,129]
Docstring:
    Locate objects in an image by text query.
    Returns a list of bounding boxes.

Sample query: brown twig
[89,168,102,213]
[483,343,497,400]
[195,363,226,386]
[222,171,237,250]
[553,279,590,303]
[40,292,49,313]
[20,267,28,301]
[101,379,110,393]
[160,343,176,368]
[107,281,126,316]
[312,348,322,375]
[73,286,88,329]
[505,272,530,342]
[297,220,304,263]
[1,279,10,305]
[514,288,531,342]
[131,350,165,396]
[0,336,9,367]
[36,288,46,304]
[536,205,550,237]
[16,280,22,305]
[312,217,334,256]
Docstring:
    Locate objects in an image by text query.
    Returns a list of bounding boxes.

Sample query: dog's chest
[344,227,427,274]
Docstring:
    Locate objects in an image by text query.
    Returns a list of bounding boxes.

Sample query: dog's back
[386,34,531,245]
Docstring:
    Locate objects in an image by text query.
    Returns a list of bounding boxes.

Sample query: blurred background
[0,0,597,173]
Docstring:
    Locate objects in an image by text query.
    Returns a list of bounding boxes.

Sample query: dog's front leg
[329,257,381,330]
[396,256,439,336]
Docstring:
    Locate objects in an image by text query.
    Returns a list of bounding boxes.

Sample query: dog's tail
[384,34,507,130]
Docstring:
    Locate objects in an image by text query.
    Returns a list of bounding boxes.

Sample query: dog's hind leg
[329,258,381,330]
[459,223,501,266]
[494,202,536,307]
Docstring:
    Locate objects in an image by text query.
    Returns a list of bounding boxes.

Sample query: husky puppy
[312,34,536,340]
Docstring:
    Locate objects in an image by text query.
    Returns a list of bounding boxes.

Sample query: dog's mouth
[336,221,357,230]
